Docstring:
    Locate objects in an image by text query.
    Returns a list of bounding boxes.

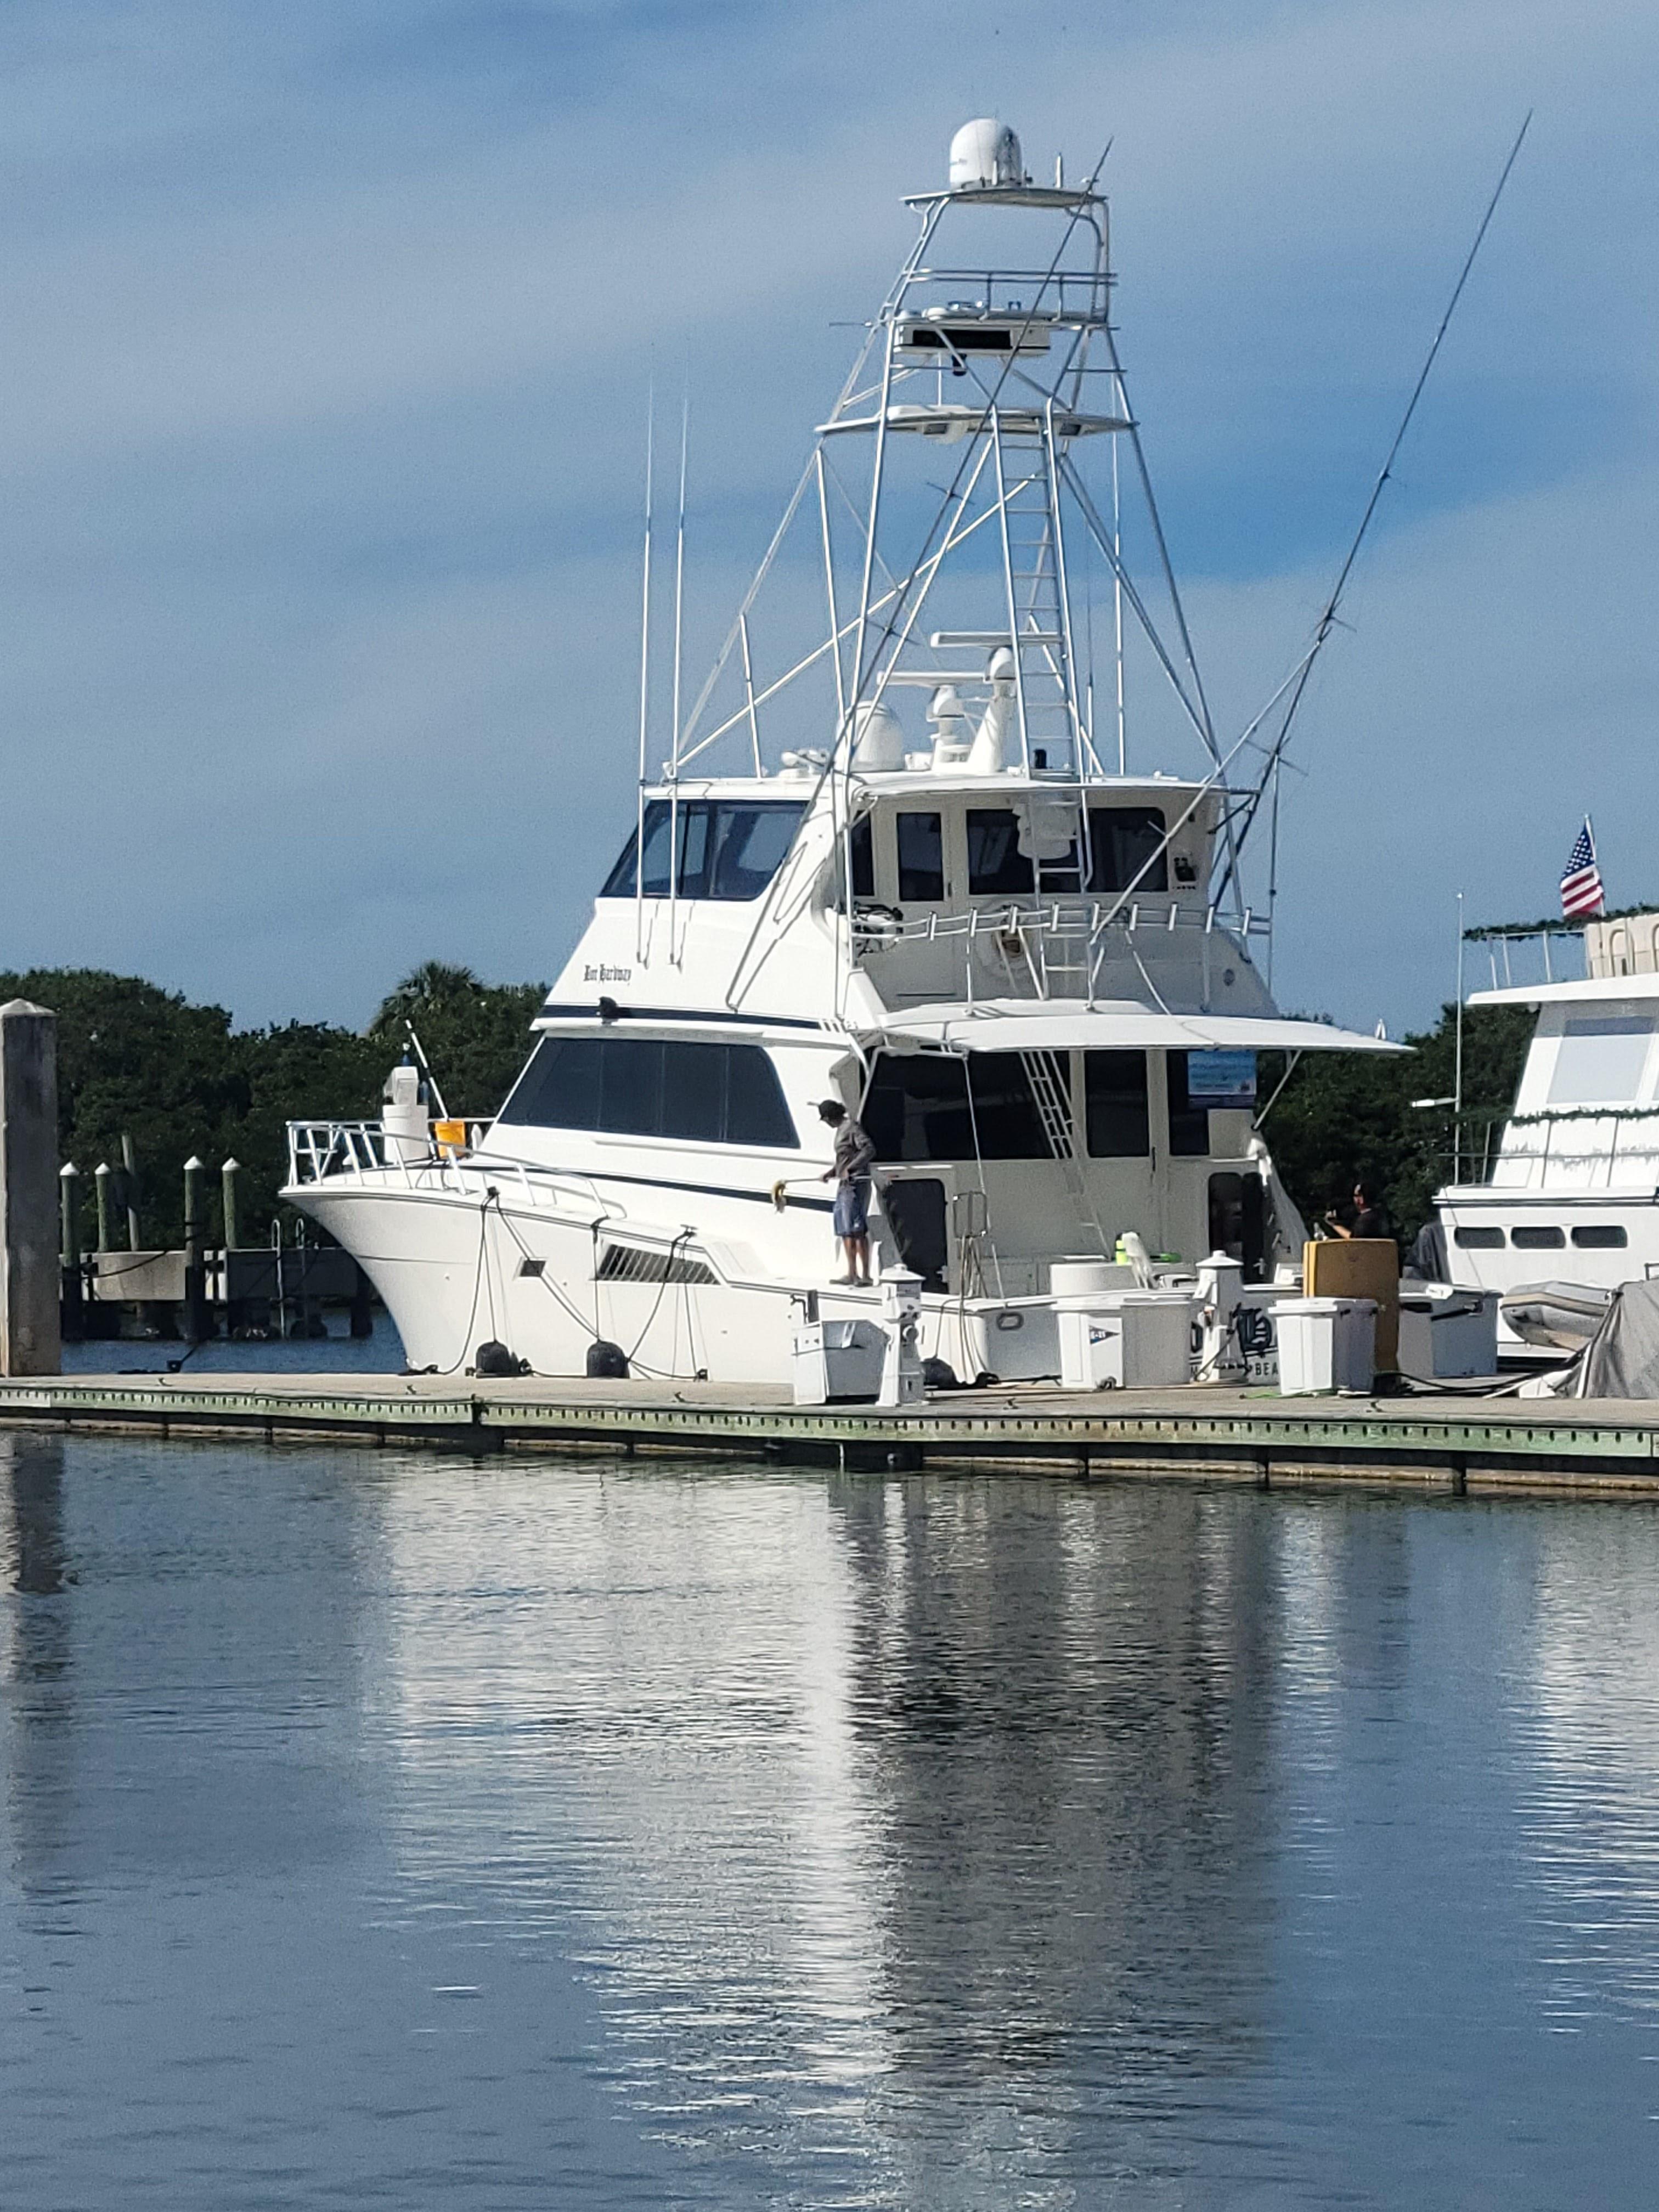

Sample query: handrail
[284,1121,622,1226]
[849,896,1263,949]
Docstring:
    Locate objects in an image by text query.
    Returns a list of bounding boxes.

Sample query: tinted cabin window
[1573,1223,1628,1249]
[1454,1226,1504,1249]
[1084,1051,1150,1156]
[498,1037,798,1148]
[896,811,944,901]
[967,809,1035,895]
[599,800,805,901]
[1165,1051,1210,1156]
[964,1052,1051,1156]
[861,1052,1052,1161]
[849,815,874,899]
[1510,1224,1565,1250]
[1087,807,1167,894]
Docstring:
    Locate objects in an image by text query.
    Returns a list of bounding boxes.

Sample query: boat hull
[286,1169,1064,1386]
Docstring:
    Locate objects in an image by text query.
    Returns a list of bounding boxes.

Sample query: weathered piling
[221,1158,240,1255]
[182,1156,207,1342]
[120,1133,142,1252]
[0,1002,60,1376]
[94,1161,112,1252]
[59,1163,83,1341]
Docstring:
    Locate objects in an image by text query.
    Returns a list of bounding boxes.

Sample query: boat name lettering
[584,964,633,983]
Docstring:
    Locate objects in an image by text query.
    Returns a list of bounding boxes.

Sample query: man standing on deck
[817,1099,874,1286]
[1325,1181,1392,1243]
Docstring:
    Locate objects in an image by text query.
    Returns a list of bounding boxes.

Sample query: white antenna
[671,383,689,768]
[635,387,654,954]
[669,380,688,961]
[1453,889,1466,1184]
[1111,434,1126,775]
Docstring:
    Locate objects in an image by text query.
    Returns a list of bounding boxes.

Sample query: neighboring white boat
[284,117,1395,1384]
[1437,910,1659,1351]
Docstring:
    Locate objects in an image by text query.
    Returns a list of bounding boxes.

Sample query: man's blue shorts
[832,1177,871,1238]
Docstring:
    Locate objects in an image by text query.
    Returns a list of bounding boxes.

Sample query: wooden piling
[59,1161,83,1342]
[221,1157,240,1255]
[183,1155,208,1343]
[120,1133,142,1252]
[0,1002,61,1376]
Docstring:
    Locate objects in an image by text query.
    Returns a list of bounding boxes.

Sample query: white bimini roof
[872,998,1404,1055]
[1469,974,1659,1009]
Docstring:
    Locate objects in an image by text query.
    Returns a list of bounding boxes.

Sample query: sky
[3,0,1657,1038]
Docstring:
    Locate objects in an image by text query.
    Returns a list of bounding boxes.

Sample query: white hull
[297,1159,1066,1385]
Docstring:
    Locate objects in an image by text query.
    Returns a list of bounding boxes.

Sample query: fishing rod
[1214,112,1533,919]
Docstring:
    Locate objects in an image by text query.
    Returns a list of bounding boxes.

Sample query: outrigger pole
[1216,113,1533,924]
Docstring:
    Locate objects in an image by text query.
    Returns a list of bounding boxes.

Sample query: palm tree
[369,962,482,1042]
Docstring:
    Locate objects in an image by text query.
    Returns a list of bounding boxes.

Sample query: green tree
[1260,1002,1534,1246]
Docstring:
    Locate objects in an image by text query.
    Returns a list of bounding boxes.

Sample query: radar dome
[850,699,905,771]
[949,117,1024,190]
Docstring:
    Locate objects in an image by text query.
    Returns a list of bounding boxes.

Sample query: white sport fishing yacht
[285,117,1394,1384]
[1437,910,1659,1351]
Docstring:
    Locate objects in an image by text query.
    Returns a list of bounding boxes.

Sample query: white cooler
[1058,1291,1198,1390]
[1276,1297,1378,1396]
[792,1319,886,1404]
[1397,1285,1500,1379]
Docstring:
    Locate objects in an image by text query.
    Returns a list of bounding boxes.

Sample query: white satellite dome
[949,117,1024,191]
[849,698,906,770]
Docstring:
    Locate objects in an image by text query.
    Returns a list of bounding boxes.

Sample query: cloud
[0,0,1655,1039]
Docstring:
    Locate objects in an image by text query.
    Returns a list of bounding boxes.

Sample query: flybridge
[626,114,1279,1021]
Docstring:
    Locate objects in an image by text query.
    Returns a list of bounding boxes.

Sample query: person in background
[817,1099,874,1286]
[1325,1181,1391,1242]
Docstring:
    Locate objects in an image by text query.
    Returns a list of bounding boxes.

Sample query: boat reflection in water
[379,1470,1281,2193]
[10,1447,1659,2205]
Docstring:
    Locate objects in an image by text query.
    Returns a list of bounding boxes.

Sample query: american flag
[1560,818,1605,920]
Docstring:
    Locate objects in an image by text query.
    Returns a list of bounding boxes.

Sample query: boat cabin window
[1545,1015,1653,1106]
[861,1051,1052,1161]
[1165,1051,1211,1157]
[498,1036,799,1149]
[1453,1226,1505,1248]
[1084,1050,1150,1156]
[896,811,944,902]
[599,799,805,902]
[1087,807,1167,894]
[1573,1223,1628,1248]
[848,814,875,899]
[967,809,1035,895]
[1511,1224,1565,1250]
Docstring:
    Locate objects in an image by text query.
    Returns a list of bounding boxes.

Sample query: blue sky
[3,0,1656,1035]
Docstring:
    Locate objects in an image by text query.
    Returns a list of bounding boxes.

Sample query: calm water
[4,1446,1659,2208]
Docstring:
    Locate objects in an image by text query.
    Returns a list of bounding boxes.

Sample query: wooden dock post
[59,1162,83,1342]
[183,1156,207,1342]
[120,1133,142,1251]
[94,1161,112,1251]
[0,1002,61,1376]
[221,1157,240,1256]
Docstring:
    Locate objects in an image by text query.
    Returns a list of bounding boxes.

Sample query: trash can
[1397,1285,1500,1379]
[1058,1291,1198,1390]
[1276,1296,1378,1396]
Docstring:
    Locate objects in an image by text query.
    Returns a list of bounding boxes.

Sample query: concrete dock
[2,1372,1658,1494]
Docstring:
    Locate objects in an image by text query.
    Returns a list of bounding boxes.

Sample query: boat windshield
[600,799,805,902]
